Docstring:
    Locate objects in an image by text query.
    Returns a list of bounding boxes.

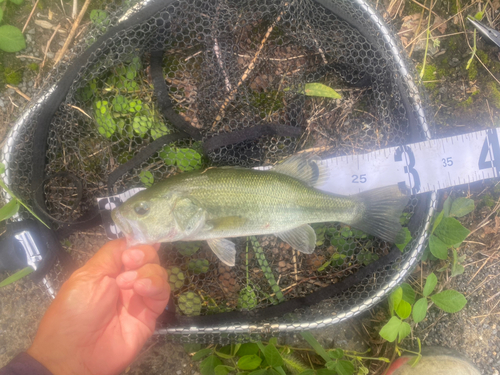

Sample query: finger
[117,264,170,315]
[83,238,128,277]
[122,244,160,271]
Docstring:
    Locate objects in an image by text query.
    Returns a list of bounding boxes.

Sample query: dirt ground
[2,0,500,374]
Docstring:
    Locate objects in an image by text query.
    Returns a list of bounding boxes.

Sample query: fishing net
[2,0,436,343]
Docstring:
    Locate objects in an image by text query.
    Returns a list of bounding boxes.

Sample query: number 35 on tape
[314,128,500,196]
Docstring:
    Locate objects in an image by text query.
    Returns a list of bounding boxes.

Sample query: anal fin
[276,224,316,254]
[207,238,236,266]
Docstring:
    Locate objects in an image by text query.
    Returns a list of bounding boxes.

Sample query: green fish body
[112,155,408,266]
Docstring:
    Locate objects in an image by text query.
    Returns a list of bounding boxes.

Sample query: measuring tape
[98,127,500,239]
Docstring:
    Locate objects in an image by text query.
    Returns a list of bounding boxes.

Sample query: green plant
[191,333,389,375]
[0,0,26,52]
[379,277,467,355]
[466,12,485,71]
[426,195,474,261]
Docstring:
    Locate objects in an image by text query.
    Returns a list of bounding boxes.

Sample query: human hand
[27,238,170,375]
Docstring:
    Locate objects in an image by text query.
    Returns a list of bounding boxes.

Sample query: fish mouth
[111,209,132,237]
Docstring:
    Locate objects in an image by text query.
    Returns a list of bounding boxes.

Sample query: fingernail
[119,271,137,282]
[128,249,144,264]
[137,278,152,289]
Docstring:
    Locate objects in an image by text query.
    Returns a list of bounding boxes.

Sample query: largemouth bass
[112,155,409,266]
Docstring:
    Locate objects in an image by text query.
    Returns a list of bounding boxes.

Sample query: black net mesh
[2,0,434,342]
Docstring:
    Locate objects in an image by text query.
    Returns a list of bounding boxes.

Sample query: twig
[67,104,91,118]
[5,85,31,101]
[36,23,61,85]
[420,0,435,80]
[22,0,40,33]
[409,0,427,58]
[405,1,476,51]
[480,298,500,324]
[72,0,78,19]
[16,55,43,61]
[54,0,92,64]
[211,1,293,130]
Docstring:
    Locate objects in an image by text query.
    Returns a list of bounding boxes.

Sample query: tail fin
[351,185,409,243]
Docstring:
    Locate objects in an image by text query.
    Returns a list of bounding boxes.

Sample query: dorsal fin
[271,154,328,187]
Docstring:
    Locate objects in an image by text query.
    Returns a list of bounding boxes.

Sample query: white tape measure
[98,128,500,239]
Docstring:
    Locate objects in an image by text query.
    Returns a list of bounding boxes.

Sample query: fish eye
[134,202,150,216]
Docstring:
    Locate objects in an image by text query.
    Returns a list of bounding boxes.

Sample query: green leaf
[193,348,214,361]
[431,290,467,313]
[238,285,258,310]
[432,211,444,233]
[0,8,3,23]
[214,366,235,375]
[298,371,316,375]
[0,163,5,174]
[317,369,337,375]
[139,170,154,188]
[398,322,411,343]
[388,287,403,315]
[423,273,438,297]
[428,235,449,260]
[335,360,355,375]
[200,355,223,375]
[474,11,484,21]
[237,343,260,357]
[178,291,202,316]
[215,351,235,360]
[273,366,287,375]
[0,267,33,288]
[90,9,108,26]
[300,332,330,362]
[443,196,452,217]
[395,227,412,251]
[238,355,262,371]
[379,316,402,342]
[433,217,470,247]
[0,25,26,53]
[304,83,342,99]
[412,298,428,323]
[0,199,19,222]
[401,283,415,305]
[249,370,268,375]
[395,300,412,320]
[328,348,344,359]
[188,259,210,274]
[8,0,23,5]
[262,344,283,367]
[449,198,474,218]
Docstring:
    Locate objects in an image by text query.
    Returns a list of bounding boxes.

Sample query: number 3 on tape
[394,145,421,195]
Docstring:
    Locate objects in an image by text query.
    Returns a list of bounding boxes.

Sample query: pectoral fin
[207,238,236,266]
[276,224,316,254]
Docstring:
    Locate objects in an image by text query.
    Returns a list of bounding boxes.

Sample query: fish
[111,154,409,266]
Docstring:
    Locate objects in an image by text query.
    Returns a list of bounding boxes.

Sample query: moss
[4,68,22,85]
[418,64,437,90]
[27,63,39,71]
[459,90,479,108]
[487,82,500,109]
[482,193,496,208]
[476,49,490,65]
[468,60,478,81]
[406,0,424,14]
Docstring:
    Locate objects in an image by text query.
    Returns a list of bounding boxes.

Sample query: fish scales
[168,168,359,239]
